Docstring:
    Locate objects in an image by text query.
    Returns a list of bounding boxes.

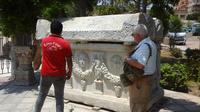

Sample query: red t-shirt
[41,34,72,77]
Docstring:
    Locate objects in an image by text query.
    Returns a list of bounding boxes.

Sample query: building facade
[188,0,200,14]
[175,0,189,20]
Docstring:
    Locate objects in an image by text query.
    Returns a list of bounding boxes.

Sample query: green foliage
[0,0,74,42]
[160,63,188,92]
[170,47,182,58]
[149,6,169,35]
[149,0,179,35]
[92,1,138,15]
[169,15,182,32]
[0,0,39,37]
[93,5,121,15]
[187,13,200,21]
[0,0,180,40]
[185,48,200,60]
[186,61,200,82]
[185,48,200,82]
[126,3,138,13]
[64,2,78,17]
[41,1,68,20]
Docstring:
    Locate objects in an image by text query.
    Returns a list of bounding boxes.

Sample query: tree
[0,0,40,45]
[150,0,179,35]
[0,0,72,84]
[40,1,69,20]
[93,0,138,15]
[61,0,96,17]
[0,0,74,44]
[187,13,200,22]
[169,15,182,32]
[130,0,179,35]
[132,0,141,12]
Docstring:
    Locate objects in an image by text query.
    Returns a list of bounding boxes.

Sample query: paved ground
[163,35,200,51]
[175,36,200,51]
[0,74,200,112]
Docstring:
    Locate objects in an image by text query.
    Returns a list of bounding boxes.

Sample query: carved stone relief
[73,52,95,91]
[100,63,122,98]
[72,51,123,97]
[13,46,35,85]
[91,52,105,94]
[14,47,33,70]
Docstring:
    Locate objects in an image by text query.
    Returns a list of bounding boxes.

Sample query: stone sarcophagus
[36,13,164,112]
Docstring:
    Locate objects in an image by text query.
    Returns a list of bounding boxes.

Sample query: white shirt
[130,37,157,75]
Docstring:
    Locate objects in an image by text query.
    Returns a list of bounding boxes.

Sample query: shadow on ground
[150,97,200,112]
[0,81,38,94]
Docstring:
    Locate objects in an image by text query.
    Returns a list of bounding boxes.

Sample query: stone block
[14,70,35,85]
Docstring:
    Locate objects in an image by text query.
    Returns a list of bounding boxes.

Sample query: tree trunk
[77,0,87,16]
[141,0,147,13]
[13,34,32,46]
[134,0,141,12]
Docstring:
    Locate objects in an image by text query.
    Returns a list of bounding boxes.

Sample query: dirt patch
[187,81,200,97]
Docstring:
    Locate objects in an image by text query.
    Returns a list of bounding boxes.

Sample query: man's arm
[125,43,151,70]
[124,57,144,69]
[33,41,42,70]
[66,56,73,80]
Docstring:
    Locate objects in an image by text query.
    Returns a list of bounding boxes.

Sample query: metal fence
[0,59,11,74]
[0,37,11,75]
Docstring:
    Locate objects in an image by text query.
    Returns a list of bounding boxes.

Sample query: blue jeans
[33,76,66,112]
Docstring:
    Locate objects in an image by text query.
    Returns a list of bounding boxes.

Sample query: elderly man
[124,24,157,112]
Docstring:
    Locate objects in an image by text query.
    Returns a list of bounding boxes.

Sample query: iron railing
[0,37,11,74]
[0,59,11,74]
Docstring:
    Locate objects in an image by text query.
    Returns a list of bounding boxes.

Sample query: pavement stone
[0,74,200,112]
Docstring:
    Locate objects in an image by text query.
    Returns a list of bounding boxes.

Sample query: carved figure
[15,47,33,70]
[73,52,95,91]
[94,60,104,94]
[100,63,122,98]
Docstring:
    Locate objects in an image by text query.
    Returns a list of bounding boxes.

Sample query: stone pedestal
[14,69,35,85]
[13,46,35,85]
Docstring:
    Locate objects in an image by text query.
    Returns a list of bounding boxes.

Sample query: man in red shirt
[33,20,72,112]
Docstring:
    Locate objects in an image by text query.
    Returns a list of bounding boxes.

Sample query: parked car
[191,23,200,36]
[168,32,187,45]
[182,27,192,32]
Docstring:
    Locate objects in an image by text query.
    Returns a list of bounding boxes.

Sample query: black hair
[50,20,63,35]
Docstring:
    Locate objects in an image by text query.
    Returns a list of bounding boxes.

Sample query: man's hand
[65,75,71,80]
[124,56,131,63]
[65,71,71,80]
[33,44,42,71]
